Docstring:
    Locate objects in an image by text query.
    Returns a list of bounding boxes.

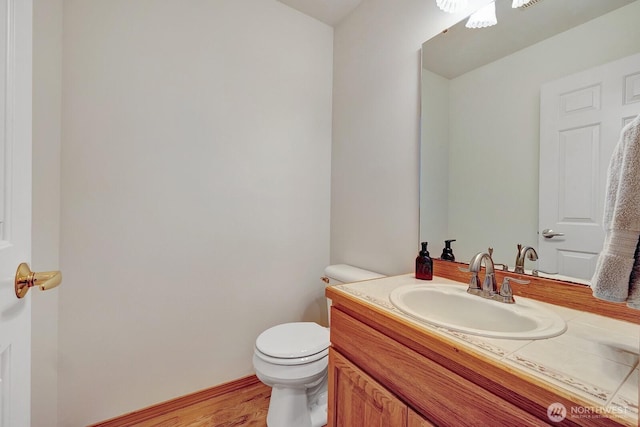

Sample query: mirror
[420,0,640,282]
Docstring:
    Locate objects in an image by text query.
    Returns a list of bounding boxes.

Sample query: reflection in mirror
[420,0,640,283]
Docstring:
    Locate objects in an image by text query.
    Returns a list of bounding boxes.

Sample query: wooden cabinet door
[408,409,436,427]
[328,348,407,427]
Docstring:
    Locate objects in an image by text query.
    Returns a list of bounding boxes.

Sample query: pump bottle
[440,239,456,261]
[415,242,433,280]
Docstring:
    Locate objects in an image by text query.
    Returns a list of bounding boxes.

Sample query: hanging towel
[591,113,640,309]
[628,241,640,309]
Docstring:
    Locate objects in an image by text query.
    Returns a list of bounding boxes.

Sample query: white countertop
[333,274,639,425]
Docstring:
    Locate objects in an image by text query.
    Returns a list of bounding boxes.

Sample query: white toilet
[252,264,384,427]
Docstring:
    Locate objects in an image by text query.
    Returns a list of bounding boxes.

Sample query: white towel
[591,114,640,309]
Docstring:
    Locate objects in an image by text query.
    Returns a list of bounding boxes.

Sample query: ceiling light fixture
[435,0,469,14]
[465,1,497,28]
[511,0,532,7]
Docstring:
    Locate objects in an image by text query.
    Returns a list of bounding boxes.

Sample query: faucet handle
[459,266,483,294]
[493,263,509,271]
[500,277,529,303]
[495,278,515,303]
[504,277,530,286]
[532,269,558,277]
[464,269,482,296]
[494,277,528,304]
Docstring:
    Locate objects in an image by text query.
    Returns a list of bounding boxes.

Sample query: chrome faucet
[467,249,530,304]
[468,250,496,298]
[514,244,538,274]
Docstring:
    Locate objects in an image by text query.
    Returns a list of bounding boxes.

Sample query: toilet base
[309,391,328,427]
[266,375,328,427]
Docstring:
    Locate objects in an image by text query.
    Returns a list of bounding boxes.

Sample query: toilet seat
[254,347,329,366]
[255,322,329,366]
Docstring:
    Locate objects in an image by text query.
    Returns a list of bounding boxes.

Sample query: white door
[0,0,33,425]
[539,52,640,280]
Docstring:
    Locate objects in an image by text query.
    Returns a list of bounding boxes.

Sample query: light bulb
[465,1,497,28]
[435,0,469,14]
[512,0,531,7]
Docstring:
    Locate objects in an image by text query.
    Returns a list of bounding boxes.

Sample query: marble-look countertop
[332,274,639,425]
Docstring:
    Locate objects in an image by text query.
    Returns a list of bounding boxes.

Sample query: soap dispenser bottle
[415,242,433,280]
[440,239,456,261]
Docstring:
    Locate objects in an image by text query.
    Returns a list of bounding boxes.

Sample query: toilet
[252,264,384,427]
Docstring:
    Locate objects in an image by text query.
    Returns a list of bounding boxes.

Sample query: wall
[446,1,640,264]
[330,0,490,275]
[58,1,332,425]
[32,0,63,425]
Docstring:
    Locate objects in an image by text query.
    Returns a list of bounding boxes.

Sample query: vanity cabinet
[326,271,638,427]
[329,347,434,426]
[329,349,410,426]
[327,306,551,427]
[408,410,435,427]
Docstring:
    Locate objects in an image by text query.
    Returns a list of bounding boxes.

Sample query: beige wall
[330,0,489,275]
[32,0,62,426]
[57,1,332,425]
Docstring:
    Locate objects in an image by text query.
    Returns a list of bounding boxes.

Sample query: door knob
[541,229,565,239]
[15,263,62,299]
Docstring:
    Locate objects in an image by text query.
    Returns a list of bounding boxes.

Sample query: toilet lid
[255,322,329,359]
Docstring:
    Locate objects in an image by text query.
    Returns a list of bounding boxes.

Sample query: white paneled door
[0,0,32,426]
[539,52,640,280]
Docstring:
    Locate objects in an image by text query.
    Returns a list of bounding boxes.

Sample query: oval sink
[389,283,566,340]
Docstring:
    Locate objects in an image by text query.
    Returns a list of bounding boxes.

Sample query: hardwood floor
[91,376,271,427]
[136,381,270,427]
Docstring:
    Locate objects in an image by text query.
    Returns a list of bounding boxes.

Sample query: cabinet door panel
[329,349,407,427]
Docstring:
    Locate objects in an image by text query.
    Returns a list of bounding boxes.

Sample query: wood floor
[136,382,271,427]
[91,376,271,427]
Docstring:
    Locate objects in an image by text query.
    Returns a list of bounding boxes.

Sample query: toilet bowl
[253,322,329,427]
[253,265,384,427]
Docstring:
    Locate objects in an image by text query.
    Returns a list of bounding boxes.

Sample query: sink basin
[389,283,567,340]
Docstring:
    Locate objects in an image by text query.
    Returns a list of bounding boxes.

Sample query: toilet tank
[322,264,385,324]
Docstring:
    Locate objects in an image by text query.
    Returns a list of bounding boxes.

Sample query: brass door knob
[15,263,62,299]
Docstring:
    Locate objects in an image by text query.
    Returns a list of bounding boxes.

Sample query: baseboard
[88,374,261,427]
